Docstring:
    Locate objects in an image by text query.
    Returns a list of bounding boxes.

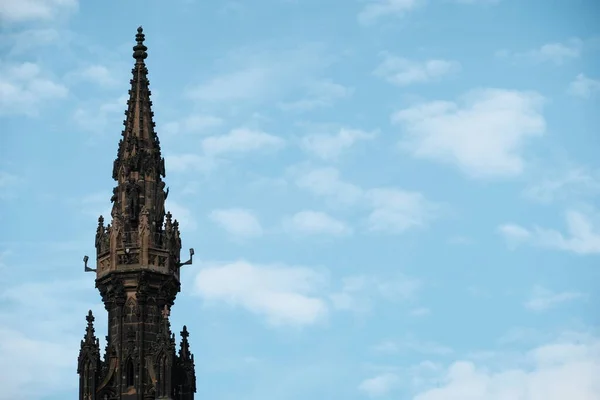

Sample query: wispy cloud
[209,208,263,238]
[568,73,600,99]
[373,336,453,356]
[0,278,102,398]
[293,165,442,232]
[392,88,545,178]
[66,64,119,88]
[0,62,68,116]
[330,274,421,313]
[358,0,423,25]
[365,188,440,233]
[282,210,352,236]
[300,128,376,161]
[374,54,461,86]
[72,95,127,133]
[187,43,333,106]
[499,209,600,255]
[496,38,583,65]
[358,373,399,397]
[412,333,600,400]
[194,260,328,326]
[279,79,353,111]
[202,128,285,156]
[0,0,78,23]
[523,167,600,204]
[162,114,223,135]
[294,166,364,207]
[524,285,587,312]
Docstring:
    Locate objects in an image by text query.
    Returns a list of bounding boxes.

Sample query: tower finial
[133,26,147,61]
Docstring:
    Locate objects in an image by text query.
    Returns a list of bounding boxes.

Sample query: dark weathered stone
[79,27,196,400]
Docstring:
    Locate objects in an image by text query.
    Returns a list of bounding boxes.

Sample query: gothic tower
[78,27,196,400]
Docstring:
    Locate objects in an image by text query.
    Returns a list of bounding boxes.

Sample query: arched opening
[126,359,135,387]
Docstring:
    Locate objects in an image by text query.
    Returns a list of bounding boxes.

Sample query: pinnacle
[133,26,147,61]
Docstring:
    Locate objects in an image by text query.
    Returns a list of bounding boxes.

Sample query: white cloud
[330,274,421,313]
[0,171,18,199]
[279,79,353,111]
[532,39,582,64]
[209,208,263,238]
[358,373,399,397]
[496,38,583,65]
[72,95,127,133]
[164,153,218,174]
[283,210,351,236]
[498,223,531,249]
[410,307,431,317]
[523,168,600,204]
[194,260,328,326]
[293,166,441,233]
[358,0,422,25]
[190,66,270,102]
[374,55,461,86]
[0,62,68,116]
[0,278,103,398]
[499,209,600,255]
[68,65,118,87]
[412,333,600,400]
[301,128,376,161]
[0,0,78,23]
[165,200,197,231]
[568,73,600,99]
[294,166,364,206]
[1,28,62,56]
[392,88,545,178]
[202,128,285,156]
[162,114,223,135]
[77,192,111,221]
[365,188,439,233]
[187,43,332,105]
[373,336,453,356]
[525,285,587,312]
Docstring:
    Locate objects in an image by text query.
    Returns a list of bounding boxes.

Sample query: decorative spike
[179,325,192,361]
[82,310,98,345]
[133,26,148,61]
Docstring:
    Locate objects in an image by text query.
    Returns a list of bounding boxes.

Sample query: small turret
[77,311,101,399]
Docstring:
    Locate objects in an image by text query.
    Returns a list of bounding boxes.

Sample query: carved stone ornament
[79,27,196,399]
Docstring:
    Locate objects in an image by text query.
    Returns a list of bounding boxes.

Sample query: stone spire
[80,310,99,347]
[81,27,196,399]
[111,25,167,231]
[178,325,193,361]
[177,325,197,399]
[91,26,187,280]
[77,311,100,398]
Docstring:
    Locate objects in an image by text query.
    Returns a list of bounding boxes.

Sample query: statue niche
[125,178,142,222]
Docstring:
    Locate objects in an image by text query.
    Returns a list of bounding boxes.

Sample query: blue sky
[1,0,599,399]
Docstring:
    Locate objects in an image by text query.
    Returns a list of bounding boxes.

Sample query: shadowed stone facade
[78,27,196,400]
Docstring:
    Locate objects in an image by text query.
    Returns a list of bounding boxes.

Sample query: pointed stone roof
[178,325,193,361]
[82,309,97,345]
[109,26,168,230]
[112,26,164,180]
